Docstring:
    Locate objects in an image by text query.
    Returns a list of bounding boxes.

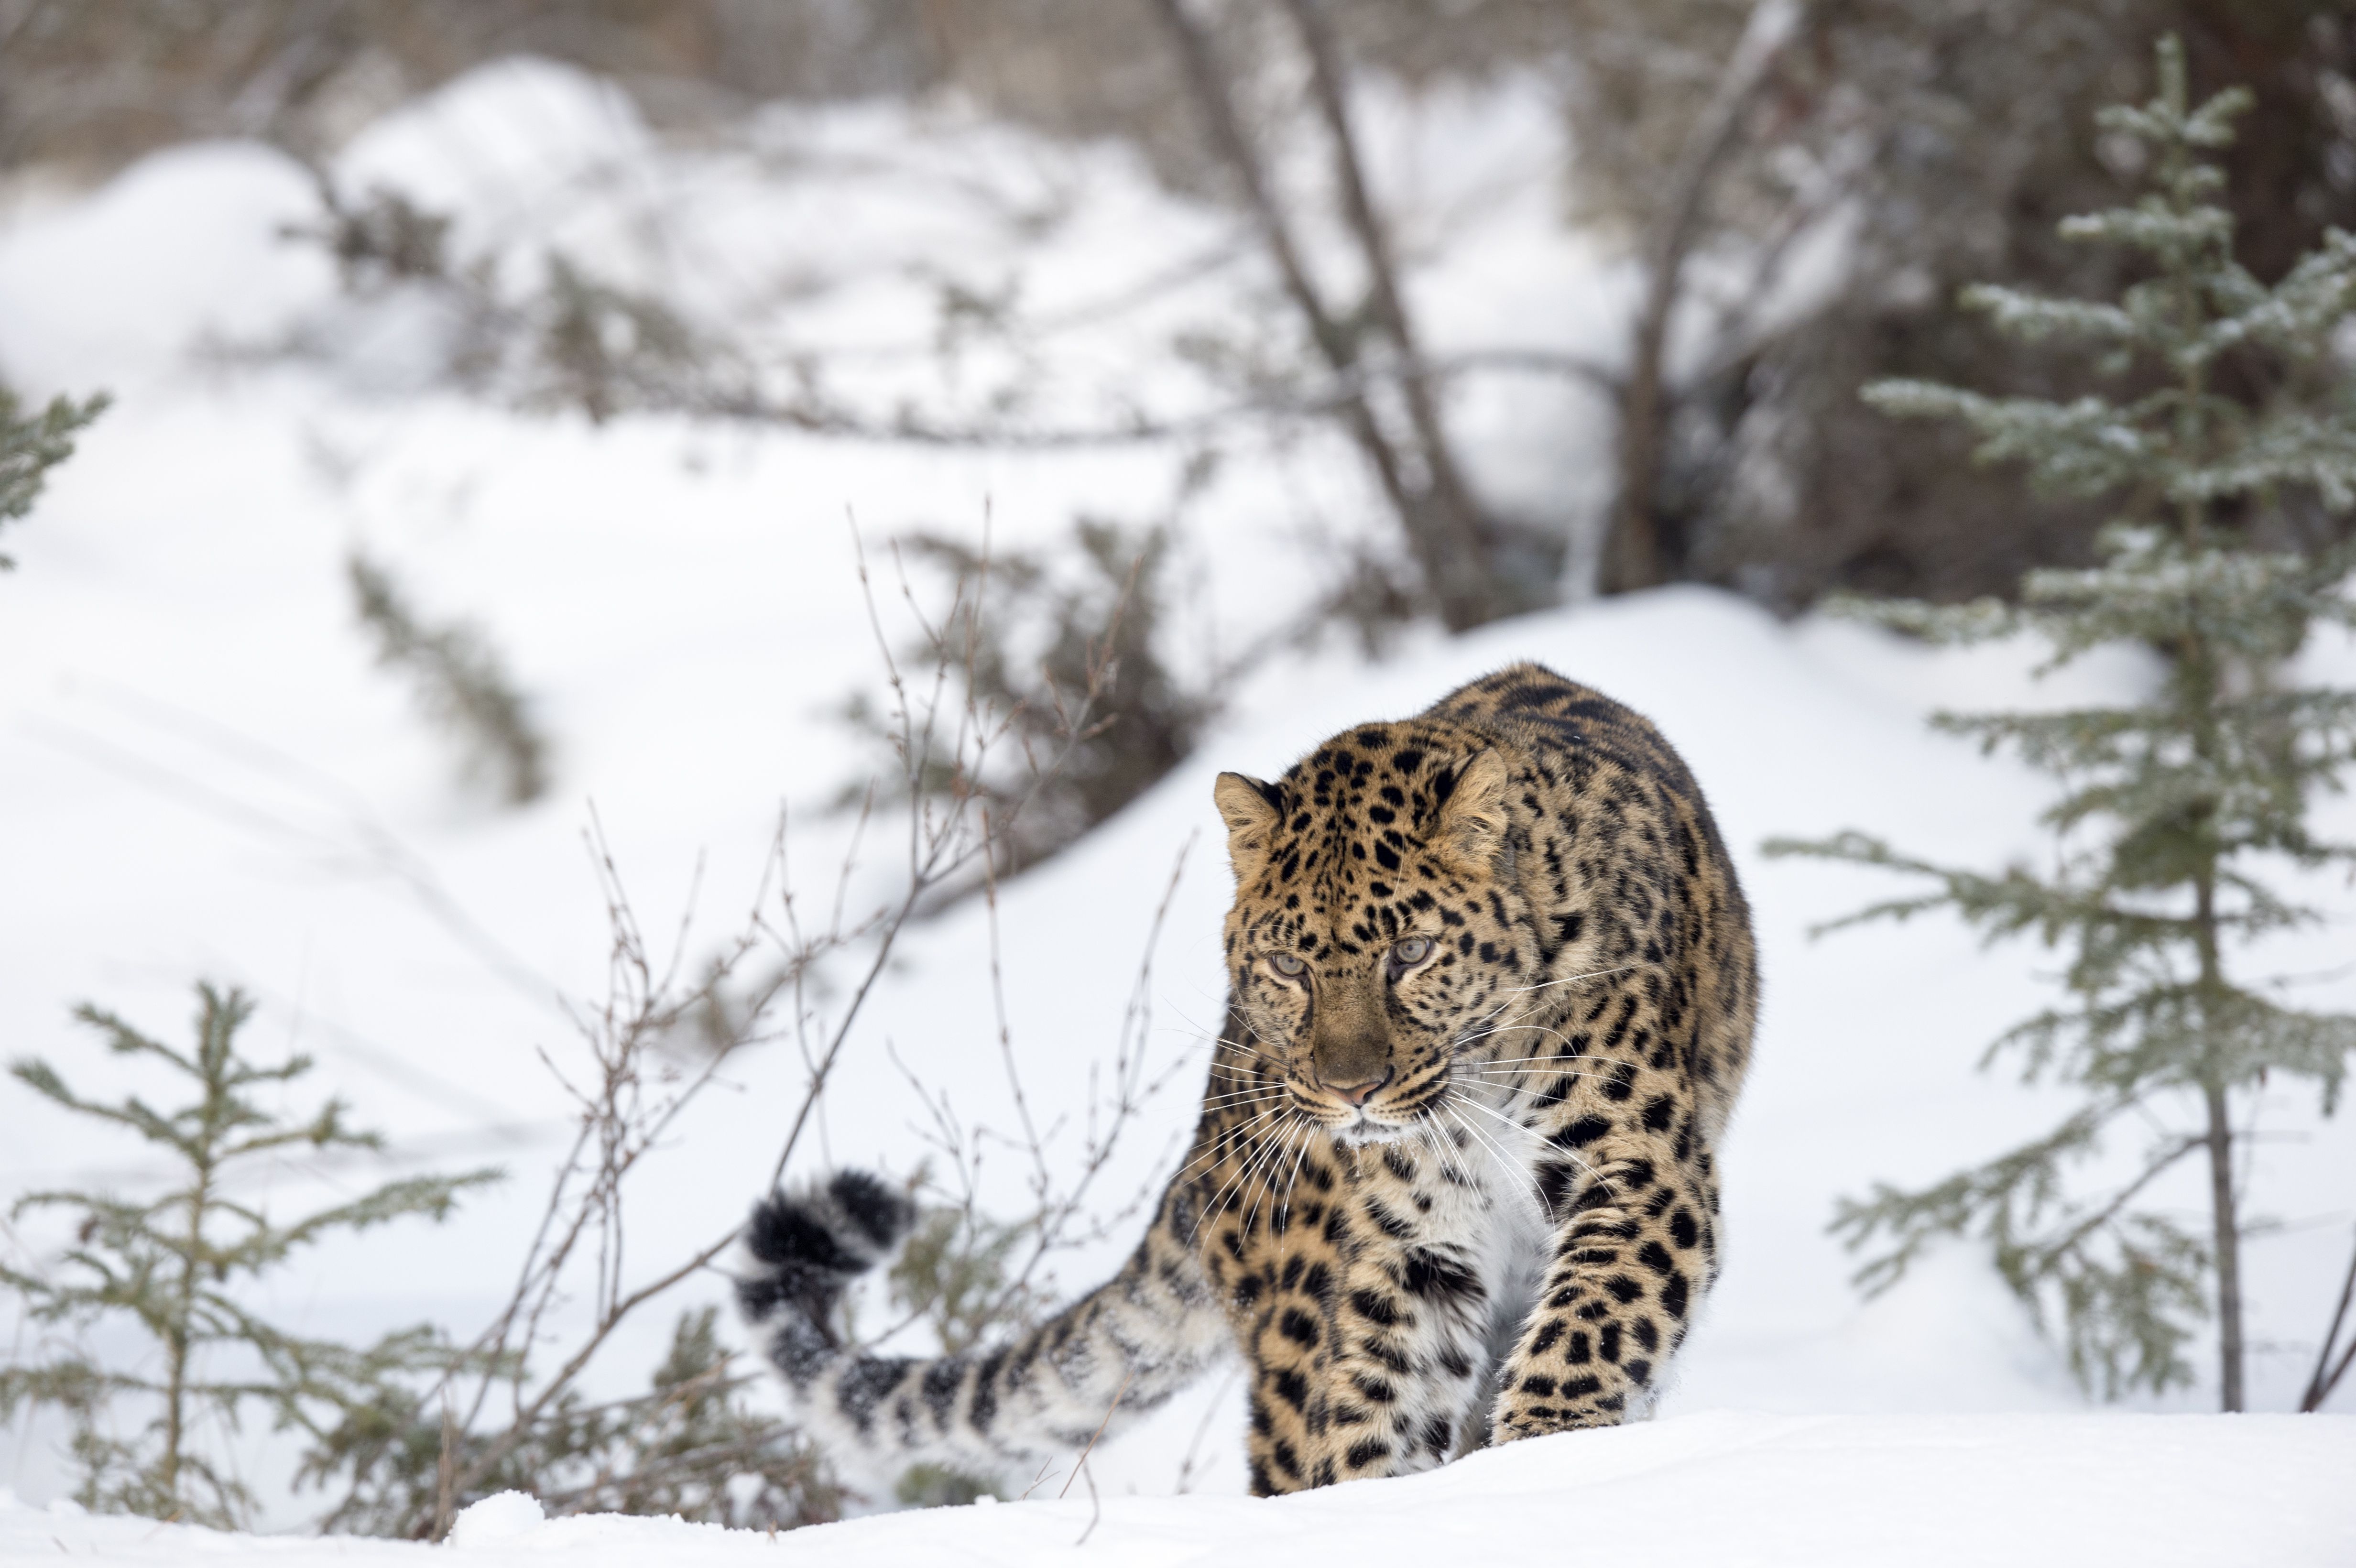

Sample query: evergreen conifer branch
[0,387,107,569]
[347,553,552,807]
[1771,33,2356,1408]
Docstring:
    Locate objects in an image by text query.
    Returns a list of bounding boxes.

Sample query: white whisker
[1245,1120,1314,1235]
[1458,1089,1626,1212]
[1457,1065,1616,1082]
[1174,1101,1289,1183]
[1200,1111,1302,1230]
[1498,964,1638,997]
[1461,1053,1617,1069]
[1276,1119,1321,1228]
[1441,1101,1523,1195]
[1453,1019,1587,1051]
[1203,1087,1297,1109]
[1417,1116,1477,1189]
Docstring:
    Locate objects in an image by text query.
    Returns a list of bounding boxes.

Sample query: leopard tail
[735,1169,1228,1492]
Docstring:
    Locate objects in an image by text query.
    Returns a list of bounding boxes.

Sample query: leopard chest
[1326,1106,1551,1360]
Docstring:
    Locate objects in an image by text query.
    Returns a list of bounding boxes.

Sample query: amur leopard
[737,662,1756,1495]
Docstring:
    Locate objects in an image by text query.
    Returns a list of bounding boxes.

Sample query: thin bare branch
[1146,0,1513,630]
[1604,0,1806,594]
[2301,1223,2356,1413]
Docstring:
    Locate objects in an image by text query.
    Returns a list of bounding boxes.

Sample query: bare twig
[1015,1455,1058,1501]
[1173,1364,1242,1493]
[1058,1367,1136,1501]
[854,543,1200,1347]
[2301,1224,2356,1413]
[2034,1135,2205,1275]
[1076,1459,1105,1548]
[759,518,1116,1189]
[701,345,1614,452]
[440,810,778,1500]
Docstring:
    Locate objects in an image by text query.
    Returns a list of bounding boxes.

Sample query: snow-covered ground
[2,54,2353,1565]
[9,1413,2352,1567]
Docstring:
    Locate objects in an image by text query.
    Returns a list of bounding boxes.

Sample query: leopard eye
[1268,952,1308,978]
[1388,936,1433,976]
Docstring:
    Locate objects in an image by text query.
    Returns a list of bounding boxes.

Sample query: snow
[444,1492,549,1549]
[2,49,2353,1567]
[7,1413,2351,1566]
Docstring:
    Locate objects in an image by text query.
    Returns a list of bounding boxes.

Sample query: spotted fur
[738,663,1756,1495]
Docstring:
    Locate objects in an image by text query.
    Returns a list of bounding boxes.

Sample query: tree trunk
[2201,1077,2245,1411]
[1602,0,1802,596]
[1279,0,1508,631]
[2192,857,2244,1413]
[165,1160,211,1504]
[1149,0,1511,632]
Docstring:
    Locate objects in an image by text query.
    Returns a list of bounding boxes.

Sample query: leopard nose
[1321,1066,1395,1106]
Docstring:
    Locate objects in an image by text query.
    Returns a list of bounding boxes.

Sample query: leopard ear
[1213,772,1283,878]
[1432,750,1511,870]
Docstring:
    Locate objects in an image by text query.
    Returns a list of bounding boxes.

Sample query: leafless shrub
[0,1,941,175]
[1145,0,1558,632]
[268,163,738,424]
[309,526,1185,1535]
[1558,0,2356,607]
[284,182,453,290]
[526,255,714,425]
[885,823,1199,1329]
[844,518,1217,878]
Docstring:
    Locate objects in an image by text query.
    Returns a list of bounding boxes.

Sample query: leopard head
[1214,725,1537,1144]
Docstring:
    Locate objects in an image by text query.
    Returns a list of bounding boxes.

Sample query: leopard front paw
[1491,1372,1625,1443]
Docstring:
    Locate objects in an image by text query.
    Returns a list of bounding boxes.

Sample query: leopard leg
[1228,1133,1357,1495]
[1282,1135,1503,1488]
[1492,1116,1717,1439]
[1243,1295,1325,1495]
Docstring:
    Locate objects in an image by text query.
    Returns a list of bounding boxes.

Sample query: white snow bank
[0,142,333,390]
[7,1413,2350,1567]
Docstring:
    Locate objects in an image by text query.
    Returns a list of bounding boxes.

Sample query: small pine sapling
[305,1306,841,1535]
[1766,36,2356,1410]
[884,1204,1045,1508]
[0,984,499,1526]
[885,1205,1045,1359]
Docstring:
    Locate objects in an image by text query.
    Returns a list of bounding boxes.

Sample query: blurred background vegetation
[8,0,2356,617]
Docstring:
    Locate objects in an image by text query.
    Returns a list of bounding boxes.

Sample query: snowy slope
[7,1413,2352,1567]
[2,52,2354,1550]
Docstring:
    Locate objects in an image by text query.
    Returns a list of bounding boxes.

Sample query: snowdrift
[8,1412,2351,1567]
